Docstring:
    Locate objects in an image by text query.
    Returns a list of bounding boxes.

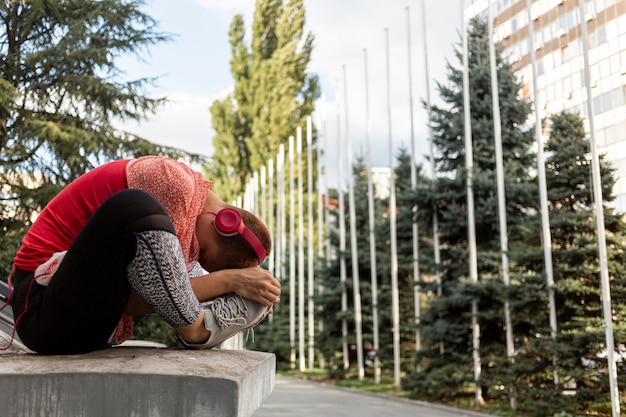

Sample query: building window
[593,96,602,114]
[590,25,607,48]
[612,87,624,107]
[602,91,612,112]
[567,10,576,29]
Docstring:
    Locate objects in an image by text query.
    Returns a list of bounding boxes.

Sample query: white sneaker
[177,293,270,349]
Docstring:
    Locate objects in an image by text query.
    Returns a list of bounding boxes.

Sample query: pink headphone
[211,208,267,263]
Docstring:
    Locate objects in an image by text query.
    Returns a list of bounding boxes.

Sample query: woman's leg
[13,189,199,354]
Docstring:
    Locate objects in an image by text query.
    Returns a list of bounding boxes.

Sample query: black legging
[11,189,180,354]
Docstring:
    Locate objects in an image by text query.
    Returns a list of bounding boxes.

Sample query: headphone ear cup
[214,208,242,236]
[213,207,267,263]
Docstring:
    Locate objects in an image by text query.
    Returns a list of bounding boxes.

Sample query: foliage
[396,17,626,417]
[313,150,428,378]
[402,16,536,404]
[207,0,320,203]
[0,0,203,280]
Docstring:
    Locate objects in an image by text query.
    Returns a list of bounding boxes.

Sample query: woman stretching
[8,155,281,354]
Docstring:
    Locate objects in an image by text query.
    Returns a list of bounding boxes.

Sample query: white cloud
[115,89,232,158]
[192,0,255,24]
[117,0,462,184]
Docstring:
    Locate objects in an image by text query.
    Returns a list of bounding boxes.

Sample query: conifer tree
[403,17,536,401]
[0,0,194,278]
[514,112,626,414]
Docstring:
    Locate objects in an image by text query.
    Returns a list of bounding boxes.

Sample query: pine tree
[0,0,195,278]
[402,17,536,401]
[208,0,319,203]
[514,112,626,414]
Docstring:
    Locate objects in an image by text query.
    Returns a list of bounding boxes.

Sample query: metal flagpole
[307,116,316,371]
[316,97,327,370]
[337,89,349,371]
[264,161,274,324]
[343,65,365,380]
[462,1,483,405]
[289,135,297,370]
[487,1,516,410]
[268,159,275,276]
[277,144,286,299]
[385,27,401,390]
[276,147,284,290]
[364,48,381,384]
[420,0,443,362]
[524,0,559,388]
[260,167,266,228]
[578,1,620,415]
[297,127,306,371]
[421,0,442,312]
[406,5,422,371]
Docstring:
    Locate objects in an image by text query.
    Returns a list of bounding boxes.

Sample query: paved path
[253,376,492,417]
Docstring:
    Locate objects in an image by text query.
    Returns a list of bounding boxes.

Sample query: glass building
[465,0,626,211]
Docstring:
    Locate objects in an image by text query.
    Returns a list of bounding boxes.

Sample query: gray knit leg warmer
[127,230,201,328]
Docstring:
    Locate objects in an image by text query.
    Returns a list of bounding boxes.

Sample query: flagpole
[385,27,401,390]
[276,146,284,286]
[343,65,365,380]
[364,48,381,384]
[525,0,559,388]
[278,144,286,308]
[421,2,443,357]
[297,127,306,371]
[488,1,515,410]
[462,0,483,405]
[288,135,297,370]
[266,160,275,325]
[337,87,350,372]
[316,97,327,370]
[406,6,422,371]
[578,1,620,415]
[306,116,316,371]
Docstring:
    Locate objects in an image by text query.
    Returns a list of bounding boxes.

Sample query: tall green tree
[403,17,536,401]
[208,0,319,203]
[0,0,197,278]
[312,149,427,376]
[513,112,626,414]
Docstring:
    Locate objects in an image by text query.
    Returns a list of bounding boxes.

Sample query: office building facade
[466,0,626,211]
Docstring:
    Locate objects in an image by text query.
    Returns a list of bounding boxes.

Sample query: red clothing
[14,159,129,272]
[14,156,212,273]
[13,156,213,345]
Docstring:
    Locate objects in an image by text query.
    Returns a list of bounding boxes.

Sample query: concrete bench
[0,281,275,416]
[0,333,275,417]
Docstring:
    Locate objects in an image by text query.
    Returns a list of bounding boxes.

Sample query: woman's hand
[229,267,281,307]
[190,267,281,308]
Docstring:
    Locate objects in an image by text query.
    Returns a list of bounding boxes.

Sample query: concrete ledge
[0,346,275,417]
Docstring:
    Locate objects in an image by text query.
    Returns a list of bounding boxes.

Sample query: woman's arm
[190,267,281,307]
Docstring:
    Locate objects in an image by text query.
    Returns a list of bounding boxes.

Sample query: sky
[115,0,463,189]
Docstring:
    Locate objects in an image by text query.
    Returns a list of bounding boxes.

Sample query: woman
[8,155,281,354]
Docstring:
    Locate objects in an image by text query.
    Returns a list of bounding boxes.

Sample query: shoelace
[206,294,249,328]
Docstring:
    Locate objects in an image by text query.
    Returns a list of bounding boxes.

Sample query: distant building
[371,167,392,200]
[465,0,626,211]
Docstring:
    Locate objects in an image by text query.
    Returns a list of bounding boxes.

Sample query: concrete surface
[253,376,493,417]
[0,345,275,417]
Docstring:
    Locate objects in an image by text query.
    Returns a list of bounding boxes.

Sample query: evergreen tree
[208,0,319,203]
[0,0,197,278]
[376,147,429,373]
[403,17,536,402]
[514,112,626,414]
[313,149,428,377]
[314,156,374,376]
